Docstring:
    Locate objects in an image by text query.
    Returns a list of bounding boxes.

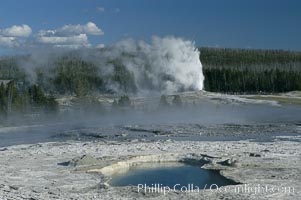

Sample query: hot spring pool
[109,162,238,189]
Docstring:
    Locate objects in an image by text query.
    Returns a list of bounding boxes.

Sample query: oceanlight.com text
[137,183,295,195]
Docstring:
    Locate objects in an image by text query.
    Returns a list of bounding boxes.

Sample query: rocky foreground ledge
[0,139,300,200]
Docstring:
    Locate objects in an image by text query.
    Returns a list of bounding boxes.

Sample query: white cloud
[0,24,32,48]
[58,22,104,36]
[37,30,56,37]
[0,36,18,47]
[0,22,104,49]
[36,22,104,48]
[1,24,32,37]
[37,33,89,45]
[53,44,91,49]
[96,7,105,12]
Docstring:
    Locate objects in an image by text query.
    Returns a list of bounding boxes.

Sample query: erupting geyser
[105,36,204,94]
[20,36,204,95]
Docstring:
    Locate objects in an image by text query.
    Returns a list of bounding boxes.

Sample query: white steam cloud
[90,36,204,93]
[15,36,204,94]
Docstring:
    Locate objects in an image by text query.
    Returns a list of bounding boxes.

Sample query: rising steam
[19,36,204,94]
[105,36,204,93]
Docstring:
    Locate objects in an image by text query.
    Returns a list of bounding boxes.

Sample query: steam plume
[105,36,204,93]
[17,36,204,94]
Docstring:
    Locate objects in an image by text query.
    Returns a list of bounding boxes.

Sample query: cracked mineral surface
[0,139,300,199]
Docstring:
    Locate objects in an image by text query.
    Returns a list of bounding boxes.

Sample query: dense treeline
[39,56,137,96]
[0,48,300,112]
[0,56,27,82]
[200,48,301,93]
[51,56,103,96]
[0,81,58,118]
[0,54,138,117]
[203,68,301,93]
[200,48,301,67]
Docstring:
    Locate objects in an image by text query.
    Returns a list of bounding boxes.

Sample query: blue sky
[0,0,301,53]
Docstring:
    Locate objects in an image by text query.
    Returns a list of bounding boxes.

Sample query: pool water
[109,162,238,189]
